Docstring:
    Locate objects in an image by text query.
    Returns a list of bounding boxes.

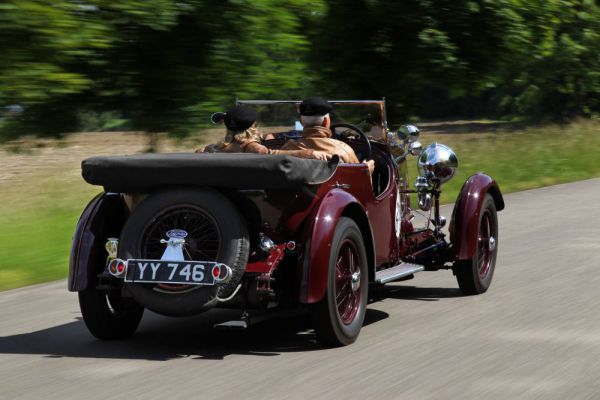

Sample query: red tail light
[108,259,126,277]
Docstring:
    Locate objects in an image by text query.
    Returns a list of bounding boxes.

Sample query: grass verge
[412,119,600,204]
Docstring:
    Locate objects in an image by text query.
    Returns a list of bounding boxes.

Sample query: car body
[69,99,504,346]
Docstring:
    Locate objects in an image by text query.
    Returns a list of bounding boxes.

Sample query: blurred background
[1,0,600,290]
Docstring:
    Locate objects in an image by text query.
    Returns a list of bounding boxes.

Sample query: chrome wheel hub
[351,271,361,292]
[488,236,496,252]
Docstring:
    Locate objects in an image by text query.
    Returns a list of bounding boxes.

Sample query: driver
[198,105,330,160]
[281,97,371,167]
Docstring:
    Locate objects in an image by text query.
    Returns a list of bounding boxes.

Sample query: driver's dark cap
[299,97,333,116]
[223,106,258,131]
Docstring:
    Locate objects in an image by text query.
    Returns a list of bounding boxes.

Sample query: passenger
[198,105,330,160]
[281,97,374,172]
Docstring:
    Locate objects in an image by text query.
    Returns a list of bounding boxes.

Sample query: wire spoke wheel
[477,210,494,280]
[454,193,498,295]
[140,206,221,292]
[335,240,361,325]
[309,217,368,347]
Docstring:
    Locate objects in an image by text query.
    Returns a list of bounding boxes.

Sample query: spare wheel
[118,188,249,316]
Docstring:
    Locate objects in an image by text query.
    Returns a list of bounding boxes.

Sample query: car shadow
[369,284,463,303]
[0,307,389,361]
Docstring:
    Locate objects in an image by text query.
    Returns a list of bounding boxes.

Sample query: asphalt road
[1,178,600,400]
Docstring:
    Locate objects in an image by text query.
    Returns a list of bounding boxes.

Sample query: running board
[375,263,425,284]
[213,320,248,330]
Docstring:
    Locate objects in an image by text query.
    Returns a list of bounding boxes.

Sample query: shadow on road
[0,284,460,361]
[369,284,463,303]
[0,307,389,361]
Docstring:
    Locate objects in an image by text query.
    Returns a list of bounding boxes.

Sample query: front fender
[300,189,371,304]
[450,173,504,261]
[68,192,129,291]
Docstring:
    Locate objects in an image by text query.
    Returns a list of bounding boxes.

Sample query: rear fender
[299,189,374,304]
[68,192,129,291]
[450,173,504,261]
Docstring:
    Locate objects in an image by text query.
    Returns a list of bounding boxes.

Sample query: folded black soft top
[82,153,339,192]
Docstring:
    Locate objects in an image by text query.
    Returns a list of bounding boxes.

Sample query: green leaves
[1,0,599,140]
[492,0,600,120]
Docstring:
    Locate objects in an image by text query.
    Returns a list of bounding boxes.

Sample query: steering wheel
[330,123,372,160]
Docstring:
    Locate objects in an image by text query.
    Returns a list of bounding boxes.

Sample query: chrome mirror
[210,112,226,124]
[409,141,423,156]
[398,125,420,143]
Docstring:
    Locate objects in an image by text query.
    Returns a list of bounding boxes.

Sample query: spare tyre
[118,187,249,316]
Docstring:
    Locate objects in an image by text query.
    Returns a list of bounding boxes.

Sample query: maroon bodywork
[69,193,128,292]
[70,149,504,302]
[450,173,505,261]
[69,100,505,340]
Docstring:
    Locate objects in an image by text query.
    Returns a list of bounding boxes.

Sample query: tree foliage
[492,0,600,119]
[0,0,599,139]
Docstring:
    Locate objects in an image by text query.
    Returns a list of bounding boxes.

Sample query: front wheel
[309,217,369,346]
[454,193,498,295]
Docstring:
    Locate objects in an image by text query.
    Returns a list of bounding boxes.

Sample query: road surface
[1,179,600,399]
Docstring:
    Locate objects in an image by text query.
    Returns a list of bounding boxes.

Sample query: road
[1,179,600,400]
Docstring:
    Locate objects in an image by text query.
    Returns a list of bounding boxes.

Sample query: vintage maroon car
[69,100,504,346]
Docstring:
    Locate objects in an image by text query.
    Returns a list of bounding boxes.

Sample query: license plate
[124,259,217,285]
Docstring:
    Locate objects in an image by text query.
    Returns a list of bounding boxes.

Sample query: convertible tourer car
[69,100,504,346]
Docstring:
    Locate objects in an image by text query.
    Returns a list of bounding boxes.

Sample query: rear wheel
[78,287,144,340]
[309,217,368,346]
[455,193,498,295]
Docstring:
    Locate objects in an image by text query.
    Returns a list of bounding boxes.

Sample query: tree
[1,0,599,140]
[307,0,510,120]
[309,0,600,121]
[0,0,325,140]
[490,0,600,120]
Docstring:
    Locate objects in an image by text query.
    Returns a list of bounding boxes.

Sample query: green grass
[1,120,599,291]
[0,183,98,291]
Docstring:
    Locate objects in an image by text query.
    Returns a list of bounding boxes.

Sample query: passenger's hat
[214,106,258,131]
[299,97,333,116]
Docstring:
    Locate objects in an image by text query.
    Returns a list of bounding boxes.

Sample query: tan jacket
[280,126,360,163]
[201,131,315,158]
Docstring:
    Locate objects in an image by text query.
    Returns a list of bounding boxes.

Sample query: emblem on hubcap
[166,229,188,239]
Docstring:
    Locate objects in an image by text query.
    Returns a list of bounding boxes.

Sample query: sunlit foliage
[0,0,599,139]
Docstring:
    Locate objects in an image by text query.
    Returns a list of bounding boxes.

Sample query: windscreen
[237,101,387,140]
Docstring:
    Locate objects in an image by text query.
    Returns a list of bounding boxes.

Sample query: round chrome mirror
[398,125,420,143]
[417,143,458,184]
[210,112,226,124]
[409,141,423,156]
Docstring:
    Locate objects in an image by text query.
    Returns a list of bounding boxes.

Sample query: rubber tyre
[78,287,144,340]
[309,217,369,347]
[455,193,498,295]
[119,188,249,316]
